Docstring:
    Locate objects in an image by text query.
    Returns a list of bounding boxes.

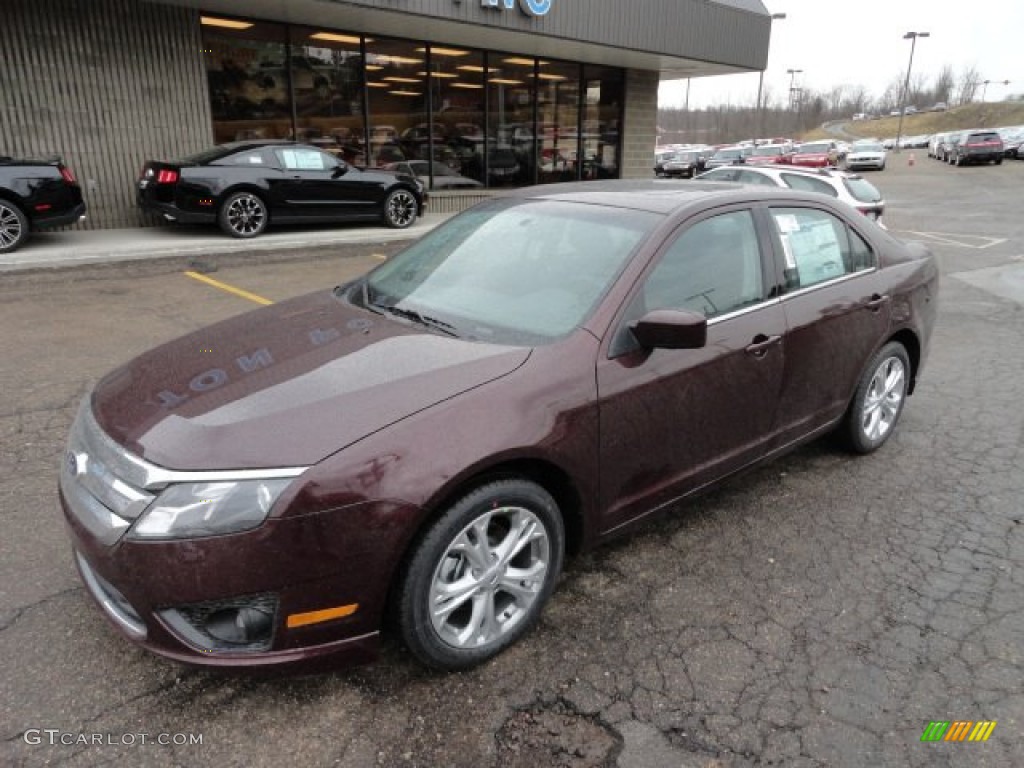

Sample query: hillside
[802,101,1024,141]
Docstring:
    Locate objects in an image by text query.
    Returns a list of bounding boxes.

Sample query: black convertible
[137,141,426,238]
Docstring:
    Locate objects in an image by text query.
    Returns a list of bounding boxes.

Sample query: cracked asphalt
[2,156,1022,767]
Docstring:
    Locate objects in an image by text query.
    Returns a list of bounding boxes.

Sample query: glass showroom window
[427,46,486,189]
[201,16,292,144]
[536,60,581,183]
[488,55,538,187]
[289,26,367,166]
[364,38,428,168]
[582,65,624,180]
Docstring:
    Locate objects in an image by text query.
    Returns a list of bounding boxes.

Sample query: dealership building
[1,0,771,229]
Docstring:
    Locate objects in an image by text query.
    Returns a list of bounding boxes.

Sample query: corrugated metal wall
[0,0,213,229]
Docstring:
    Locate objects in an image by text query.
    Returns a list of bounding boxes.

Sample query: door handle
[745,334,782,357]
[864,293,890,312]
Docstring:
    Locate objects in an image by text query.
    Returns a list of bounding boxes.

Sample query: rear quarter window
[842,177,882,203]
[780,173,838,198]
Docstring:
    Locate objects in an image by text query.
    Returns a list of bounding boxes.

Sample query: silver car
[843,142,887,171]
[697,165,886,226]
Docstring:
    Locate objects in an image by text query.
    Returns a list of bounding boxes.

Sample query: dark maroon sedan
[61,181,938,670]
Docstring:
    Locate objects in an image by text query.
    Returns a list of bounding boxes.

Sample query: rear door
[764,204,891,443]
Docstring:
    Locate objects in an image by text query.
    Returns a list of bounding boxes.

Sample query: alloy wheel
[0,203,24,251]
[385,190,417,228]
[860,355,906,443]
[225,194,266,236]
[428,506,551,650]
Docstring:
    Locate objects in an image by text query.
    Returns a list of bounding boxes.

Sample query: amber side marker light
[287,604,359,629]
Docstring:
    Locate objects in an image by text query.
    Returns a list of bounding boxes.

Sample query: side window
[737,170,778,187]
[274,148,333,171]
[704,168,740,182]
[221,150,267,167]
[770,207,872,290]
[780,173,839,198]
[642,210,764,319]
[848,226,876,272]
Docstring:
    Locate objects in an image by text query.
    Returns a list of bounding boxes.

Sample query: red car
[785,140,839,168]
[62,181,938,671]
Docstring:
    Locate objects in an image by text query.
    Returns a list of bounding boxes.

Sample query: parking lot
[2,156,1023,768]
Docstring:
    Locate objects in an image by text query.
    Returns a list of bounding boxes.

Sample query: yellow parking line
[184,270,274,306]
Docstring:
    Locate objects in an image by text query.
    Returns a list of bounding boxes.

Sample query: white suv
[697,165,886,226]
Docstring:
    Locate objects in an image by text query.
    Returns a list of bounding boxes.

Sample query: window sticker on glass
[775,214,800,234]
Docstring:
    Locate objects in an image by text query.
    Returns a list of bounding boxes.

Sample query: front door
[596,208,787,534]
[269,147,362,218]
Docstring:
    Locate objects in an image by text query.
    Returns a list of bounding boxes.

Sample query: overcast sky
[659,0,1024,110]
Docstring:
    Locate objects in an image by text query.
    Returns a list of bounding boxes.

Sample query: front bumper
[59,401,419,669]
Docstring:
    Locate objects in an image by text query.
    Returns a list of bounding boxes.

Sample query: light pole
[895,31,929,152]
[786,68,802,110]
[980,79,1010,102]
[755,12,787,141]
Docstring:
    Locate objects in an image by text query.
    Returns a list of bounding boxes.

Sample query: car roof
[500,179,834,215]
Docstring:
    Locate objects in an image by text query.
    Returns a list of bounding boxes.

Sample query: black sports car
[137,141,426,238]
[0,155,86,254]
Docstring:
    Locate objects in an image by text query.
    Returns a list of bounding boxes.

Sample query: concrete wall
[621,70,659,180]
[0,0,213,229]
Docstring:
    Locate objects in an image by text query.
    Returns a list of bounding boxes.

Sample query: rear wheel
[995,157,1003,165]
[382,188,418,229]
[396,479,565,670]
[842,341,910,454]
[218,191,268,238]
[0,200,29,254]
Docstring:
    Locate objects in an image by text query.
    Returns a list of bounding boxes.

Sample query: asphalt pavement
[1,157,1023,767]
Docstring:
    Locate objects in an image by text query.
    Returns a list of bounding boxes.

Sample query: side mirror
[630,309,707,350]
[331,163,349,178]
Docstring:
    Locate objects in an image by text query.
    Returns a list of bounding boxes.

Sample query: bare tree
[933,64,955,104]
[955,65,982,105]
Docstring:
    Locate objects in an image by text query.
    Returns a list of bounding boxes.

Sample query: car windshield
[853,143,884,152]
[842,176,882,203]
[672,152,698,162]
[751,146,784,156]
[714,148,743,159]
[797,143,831,154]
[362,199,659,345]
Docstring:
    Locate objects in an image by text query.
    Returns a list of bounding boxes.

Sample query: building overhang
[151,0,771,80]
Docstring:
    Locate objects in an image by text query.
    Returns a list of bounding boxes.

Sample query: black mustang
[137,141,426,238]
[0,155,86,253]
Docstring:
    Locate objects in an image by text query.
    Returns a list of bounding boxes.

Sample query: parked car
[785,141,839,168]
[704,145,747,169]
[947,130,1004,166]
[657,150,704,178]
[61,180,937,671]
[0,155,86,253]
[843,142,887,171]
[137,141,425,237]
[927,133,947,160]
[745,143,793,165]
[383,160,483,190]
[697,165,886,225]
[997,127,1023,159]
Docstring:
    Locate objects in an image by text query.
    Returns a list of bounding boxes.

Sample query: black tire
[395,478,565,670]
[382,187,418,229]
[841,341,911,454]
[218,191,268,238]
[0,199,29,254]
[995,157,1003,166]
[878,161,885,171]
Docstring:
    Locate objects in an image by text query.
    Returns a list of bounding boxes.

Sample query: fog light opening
[205,606,274,646]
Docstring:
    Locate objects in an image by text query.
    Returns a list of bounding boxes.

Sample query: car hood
[91,291,531,470]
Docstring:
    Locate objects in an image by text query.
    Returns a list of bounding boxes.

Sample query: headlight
[128,478,293,540]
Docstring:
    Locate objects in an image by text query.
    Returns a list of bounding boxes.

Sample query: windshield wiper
[377,304,459,337]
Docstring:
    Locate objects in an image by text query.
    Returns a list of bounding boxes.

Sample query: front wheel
[382,188,418,229]
[218,191,268,238]
[0,200,29,254]
[395,479,565,670]
[842,342,910,454]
